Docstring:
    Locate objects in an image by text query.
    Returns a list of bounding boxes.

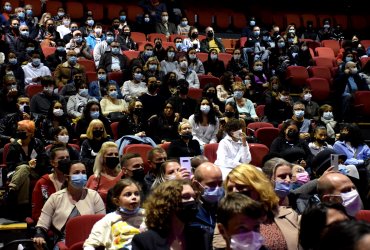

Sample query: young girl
[84,179,146,250]
[308,126,333,156]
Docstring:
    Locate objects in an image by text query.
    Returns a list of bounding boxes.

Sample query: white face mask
[53,108,64,117]
[341,189,362,217]
[231,129,242,139]
[303,93,312,101]
[323,111,333,120]
[57,135,69,144]
[230,231,264,250]
[180,61,188,69]
[166,174,177,181]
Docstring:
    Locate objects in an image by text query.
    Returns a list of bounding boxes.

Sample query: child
[84,179,146,250]
[308,126,333,156]
[216,192,267,250]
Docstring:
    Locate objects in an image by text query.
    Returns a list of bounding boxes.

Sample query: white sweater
[22,62,51,86]
[188,114,219,146]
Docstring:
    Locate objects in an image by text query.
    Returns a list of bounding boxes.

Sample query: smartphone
[331,154,339,171]
[23,105,30,114]
[180,157,192,173]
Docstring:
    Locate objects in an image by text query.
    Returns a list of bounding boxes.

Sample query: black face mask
[339,133,349,142]
[47,26,54,32]
[179,86,189,95]
[133,108,143,116]
[168,79,177,87]
[224,111,235,118]
[287,130,299,139]
[155,43,162,49]
[206,92,216,99]
[131,168,145,181]
[16,131,28,140]
[207,31,214,38]
[155,162,163,170]
[181,133,193,140]
[123,32,130,37]
[191,33,198,39]
[148,83,159,93]
[316,138,326,144]
[177,200,198,224]
[93,130,103,138]
[113,24,119,29]
[105,156,119,169]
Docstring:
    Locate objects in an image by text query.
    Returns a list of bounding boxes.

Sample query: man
[117,25,137,51]
[22,52,52,87]
[137,43,154,65]
[299,86,319,119]
[138,76,166,120]
[0,74,20,116]
[98,41,129,73]
[85,22,105,50]
[291,101,312,140]
[144,147,167,189]
[5,17,20,47]
[45,39,67,72]
[56,14,71,39]
[93,30,114,67]
[62,22,78,44]
[54,50,86,88]
[168,79,197,121]
[317,172,363,216]
[200,26,225,53]
[155,11,176,37]
[65,29,92,59]
[185,162,223,250]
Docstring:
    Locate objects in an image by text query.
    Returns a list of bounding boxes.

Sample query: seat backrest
[169,34,187,42]
[285,13,302,28]
[196,52,208,63]
[198,75,220,89]
[159,142,171,153]
[110,122,119,141]
[306,77,330,102]
[203,143,219,163]
[64,214,105,247]
[286,66,309,79]
[123,144,154,164]
[218,53,232,68]
[308,66,332,83]
[122,50,140,61]
[86,3,104,21]
[249,143,269,168]
[78,59,96,73]
[256,105,265,119]
[147,33,168,42]
[360,40,370,50]
[27,84,44,98]
[354,91,370,116]
[246,122,274,136]
[232,12,246,30]
[46,1,63,15]
[315,47,335,58]
[66,2,84,19]
[301,14,317,28]
[188,88,203,101]
[106,4,123,20]
[108,72,124,84]
[360,57,370,68]
[355,210,370,223]
[255,127,280,148]
[131,32,147,42]
[313,57,335,68]
[321,40,340,56]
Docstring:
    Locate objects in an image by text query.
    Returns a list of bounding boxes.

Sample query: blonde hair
[231,81,246,92]
[93,141,119,176]
[86,119,108,139]
[178,121,191,132]
[225,164,279,215]
[143,56,161,71]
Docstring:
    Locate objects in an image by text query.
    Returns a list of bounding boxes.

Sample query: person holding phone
[215,118,251,179]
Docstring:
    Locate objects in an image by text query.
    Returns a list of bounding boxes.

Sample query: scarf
[320,117,337,138]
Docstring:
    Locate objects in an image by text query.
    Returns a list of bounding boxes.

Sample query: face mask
[58,12,65,17]
[79,88,88,97]
[323,24,330,29]
[288,38,294,43]
[21,31,29,37]
[148,64,157,71]
[278,42,285,48]
[191,32,198,39]
[69,56,77,65]
[301,46,308,51]
[202,186,224,203]
[303,93,312,101]
[155,43,162,49]
[166,174,177,181]
[287,130,299,139]
[93,130,103,139]
[144,17,150,23]
[275,181,290,198]
[111,48,120,55]
[119,206,140,215]
[181,21,188,26]
[131,168,145,182]
[280,95,288,102]
[133,73,142,81]
[341,189,362,217]
[145,50,153,57]
[120,15,126,22]
[17,12,25,19]
[75,37,83,43]
[231,129,242,139]
[253,31,260,37]
[57,135,69,144]
[70,27,78,33]
[189,54,197,60]
[16,131,28,140]
[289,29,295,33]
[262,36,269,41]
[254,65,263,72]
[210,54,218,60]
[296,172,310,184]
[250,20,256,26]
[90,111,100,119]
[63,19,70,26]
[26,9,33,16]
[26,47,34,53]
[323,111,333,120]
[109,90,118,98]
[94,28,102,35]
[180,61,188,68]
[200,105,211,114]
[233,90,243,99]
[206,91,216,99]
[148,83,159,93]
[53,108,64,117]
[9,58,17,65]
[345,57,353,62]
[105,156,119,169]
[233,54,241,60]
[176,42,182,49]
[4,5,11,12]
[96,74,106,82]
[32,58,41,67]
[177,200,198,223]
[224,111,235,118]
[133,108,143,116]
[181,133,193,140]
[294,110,305,119]
[167,51,175,59]
[56,46,65,52]
[179,86,189,95]
[87,19,94,26]
[272,84,279,90]
[207,31,214,38]
[19,104,28,112]
[43,87,54,95]
[230,231,264,250]
[351,68,358,74]
[162,16,168,22]
[70,174,87,189]
[106,36,114,44]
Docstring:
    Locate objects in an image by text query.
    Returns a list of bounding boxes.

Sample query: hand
[135,131,146,137]
[240,132,247,146]
[29,159,37,168]
[178,168,191,179]
[207,72,213,76]
[299,133,310,140]
[174,113,180,122]
[344,69,350,74]
[299,159,307,168]
[7,89,18,97]
[33,237,46,247]
[213,104,220,112]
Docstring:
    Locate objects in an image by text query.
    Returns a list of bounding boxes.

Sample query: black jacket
[98,51,129,73]
[168,139,201,159]
[200,38,225,53]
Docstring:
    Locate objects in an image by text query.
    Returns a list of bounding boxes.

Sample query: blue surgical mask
[278,42,285,48]
[32,58,41,67]
[148,64,157,71]
[253,31,260,36]
[70,174,87,189]
[9,58,17,65]
[133,73,142,81]
[167,51,175,58]
[56,46,65,52]
[200,105,211,114]
[90,111,100,119]
[26,9,33,16]
[233,90,244,99]
[202,186,224,203]
[294,110,305,119]
[210,54,218,60]
[119,15,126,21]
[145,50,153,57]
[249,20,256,26]
[181,21,188,26]
[119,206,140,215]
[144,17,150,23]
[109,90,118,99]
[323,111,333,120]
[26,47,34,53]
[275,181,290,198]
[111,47,120,55]
[106,36,114,44]
[345,57,353,62]
[69,56,77,65]
[254,65,263,72]
[17,12,25,19]
[21,31,29,37]
[87,19,94,26]
[79,88,88,97]
[75,37,82,43]
[4,5,12,12]
[98,74,107,81]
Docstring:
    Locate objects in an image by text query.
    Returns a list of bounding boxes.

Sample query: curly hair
[225,164,279,216]
[144,179,192,234]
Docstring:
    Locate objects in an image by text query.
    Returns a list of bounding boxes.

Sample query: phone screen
[331,154,339,171]
[23,105,30,114]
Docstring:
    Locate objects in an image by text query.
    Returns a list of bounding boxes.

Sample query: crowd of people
[1,0,370,249]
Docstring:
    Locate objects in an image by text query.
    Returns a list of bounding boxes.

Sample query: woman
[188,97,219,148]
[132,180,198,249]
[216,71,234,103]
[216,101,246,141]
[226,48,249,78]
[80,119,111,176]
[75,100,113,139]
[222,163,300,250]
[269,36,289,77]
[143,56,164,82]
[100,81,128,119]
[296,42,314,67]
[250,60,269,104]
[33,160,105,247]
[38,12,52,28]
[182,27,201,52]
[203,49,225,78]
[158,72,178,100]
[67,82,97,118]
[202,83,224,117]
[151,160,191,189]
[215,118,251,178]
[121,66,148,102]
[160,46,178,75]
[46,126,80,161]
[84,179,146,250]
[300,202,350,250]
[167,121,201,159]
[0,52,25,93]
[187,48,205,75]
[333,123,370,166]
[147,100,180,144]
[226,82,258,124]
[117,99,147,139]
[86,141,123,203]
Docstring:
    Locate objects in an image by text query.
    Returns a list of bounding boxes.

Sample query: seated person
[298,86,319,119]
[85,22,105,51]
[143,56,164,82]
[22,52,52,88]
[121,66,148,102]
[65,29,93,60]
[93,30,115,67]
[54,50,86,88]
[0,74,21,117]
[187,48,205,74]
[168,79,197,120]
[264,88,293,127]
[100,81,128,118]
[67,82,97,118]
[138,77,166,120]
[168,121,201,159]
[200,26,225,53]
[291,101,312,141]
[155,11,177,37]
[177,16,190,36]
[203,49,226,78]
[117,25,137,51]
[45,39,67,72]
[173,54,200,88]
[308,126,333,156]
[117,99,147,138]
[98,41,129,73]
[36,18,61,46]
[153,38,166,62]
